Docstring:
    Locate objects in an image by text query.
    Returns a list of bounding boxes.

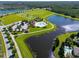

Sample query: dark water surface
[26,27,65,58]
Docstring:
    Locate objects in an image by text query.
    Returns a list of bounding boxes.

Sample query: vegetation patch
[54,32,78,57]
[0,32,6,57]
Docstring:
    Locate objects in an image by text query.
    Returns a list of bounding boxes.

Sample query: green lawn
[0,14,25,25]
[22,9,53,19]
[0,33,6,57]
[0,9,54,25]
[54,32,77,57]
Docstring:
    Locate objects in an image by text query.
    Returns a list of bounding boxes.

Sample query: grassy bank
[54,13,79,21]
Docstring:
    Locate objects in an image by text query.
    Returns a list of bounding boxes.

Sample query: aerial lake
[26,15,79,58]
[0,9,25,15]
[48,15,79,26]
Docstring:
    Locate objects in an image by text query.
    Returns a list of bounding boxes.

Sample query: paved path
[0,22,22,58]
[1,32,12,58]
[9,32,22,58]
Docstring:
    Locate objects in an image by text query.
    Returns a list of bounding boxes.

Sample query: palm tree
[10,41,14,47]
[76,33,79,38]
[70,34,75,39]
[12,48,16,54]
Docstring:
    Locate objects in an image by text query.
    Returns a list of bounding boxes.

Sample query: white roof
[16,29,19,31]
[35,21,47,27]
[64,46,72,57]
[12,21,28,31]
[12,25,17,31]
[73,47,79,56]
[21,24,28,30]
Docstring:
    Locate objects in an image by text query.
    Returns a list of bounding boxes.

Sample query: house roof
[12,21,28,31]
[64,46,73,57]
[73,46,79,56]
[21,23,28,30]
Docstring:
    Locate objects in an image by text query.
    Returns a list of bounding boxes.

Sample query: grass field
[0,9,54,25]
[24,9,53,19]
[0,32,6,58]
[0,14,25,25]
[54,32,78,57]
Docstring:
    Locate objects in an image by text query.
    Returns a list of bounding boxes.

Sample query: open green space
[23,9,54,19]
[0,32,6,58]
[0,9,54,25]
[54,32,78,57]
[0,14,25,25]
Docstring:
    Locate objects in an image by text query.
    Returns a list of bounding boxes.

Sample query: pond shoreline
[27,14,79,58]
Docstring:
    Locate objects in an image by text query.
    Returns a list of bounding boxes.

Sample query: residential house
[73,46,79,57]
[64,46,73,58]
